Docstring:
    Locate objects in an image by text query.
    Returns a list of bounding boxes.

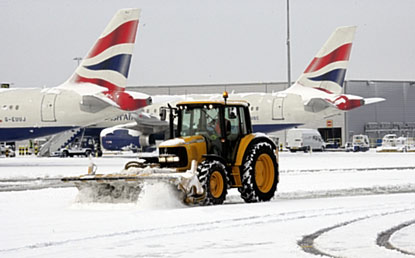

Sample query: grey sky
[0,0,414,88]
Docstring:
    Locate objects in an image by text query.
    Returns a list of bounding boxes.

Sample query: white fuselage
[0,87,124,141]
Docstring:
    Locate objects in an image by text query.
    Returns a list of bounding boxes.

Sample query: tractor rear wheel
[239,142,278,203]
[197,160,228,205]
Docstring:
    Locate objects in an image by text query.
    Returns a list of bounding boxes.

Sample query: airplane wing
[305,94,385,112]
[363,97,385,105]
[114,112,169,135]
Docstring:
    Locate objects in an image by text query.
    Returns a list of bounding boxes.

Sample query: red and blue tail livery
[296,26,356,95]
[285,26,384,113]
[65,8,150,111]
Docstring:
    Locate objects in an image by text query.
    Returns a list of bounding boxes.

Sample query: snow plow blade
[61,161,205,203]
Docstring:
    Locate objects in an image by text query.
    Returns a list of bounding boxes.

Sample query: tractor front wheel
[197,160,228,205]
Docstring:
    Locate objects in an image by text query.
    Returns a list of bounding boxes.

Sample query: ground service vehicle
[63,93,279,205]
[351,134,370,152]
[286,128,325,152]
[376,134,409,152]
[54,136,102,157]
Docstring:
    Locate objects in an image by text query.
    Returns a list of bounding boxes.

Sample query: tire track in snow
[376,219,415,256]
[281,166,415,173]
[2,177,415,202]
[0,208,342,254]
[0,203,410,255]
[298,208,414,258]
[275,184,415,200]
[0,178,73,192]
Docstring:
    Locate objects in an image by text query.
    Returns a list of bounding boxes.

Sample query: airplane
[0,8,151,142]
[97,26,384,151]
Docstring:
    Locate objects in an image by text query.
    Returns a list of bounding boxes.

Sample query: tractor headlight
[159,156,167,163]
[159,155,180,163]
[167,155,180,162]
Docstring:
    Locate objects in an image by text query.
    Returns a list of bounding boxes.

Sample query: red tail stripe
[304,43,352,73]
[74,75,123,92]
[87,20,139,59]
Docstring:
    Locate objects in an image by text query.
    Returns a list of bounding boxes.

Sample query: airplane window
[250,107,254,111]
[154,109,157,113]
[2,105,7,110]
[256,106,259,111]
[15,105,19,110]
[9,105,13,110]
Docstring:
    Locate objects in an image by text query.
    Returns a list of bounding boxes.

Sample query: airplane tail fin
[64,8,150,111]
[286,26,385,112]
[295,26,356,94]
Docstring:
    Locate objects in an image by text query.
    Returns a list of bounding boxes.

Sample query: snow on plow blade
[62,161,205,203]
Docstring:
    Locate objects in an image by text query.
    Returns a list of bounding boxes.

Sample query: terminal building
[128,80,415,147]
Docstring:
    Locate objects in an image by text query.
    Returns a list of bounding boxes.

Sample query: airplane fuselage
[0,88,123,141]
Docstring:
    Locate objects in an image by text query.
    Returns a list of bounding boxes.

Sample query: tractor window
[225,106,240,141]
[179,106,221,137]
[239,107,248,135]
[180,108,199,136]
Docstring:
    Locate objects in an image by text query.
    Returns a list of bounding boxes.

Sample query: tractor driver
[206,110,222,155]
[208,118,221,139]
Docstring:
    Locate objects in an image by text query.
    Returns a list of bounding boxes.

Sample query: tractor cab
[174,100,251,163]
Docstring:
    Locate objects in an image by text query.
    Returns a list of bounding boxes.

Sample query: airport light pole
[283,0,292,149]
[286,0,291,89]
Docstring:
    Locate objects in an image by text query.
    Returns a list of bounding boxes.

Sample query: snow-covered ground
[1,150,414,257]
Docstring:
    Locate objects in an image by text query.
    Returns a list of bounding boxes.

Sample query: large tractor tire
[239,142,278,203]
[197,160,228,205]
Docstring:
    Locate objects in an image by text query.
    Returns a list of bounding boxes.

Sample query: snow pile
[75,183,141,203]
[136,181,187,209]
[73,180,187,210]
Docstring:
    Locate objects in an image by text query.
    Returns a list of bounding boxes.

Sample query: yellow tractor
[63,92,279,205]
